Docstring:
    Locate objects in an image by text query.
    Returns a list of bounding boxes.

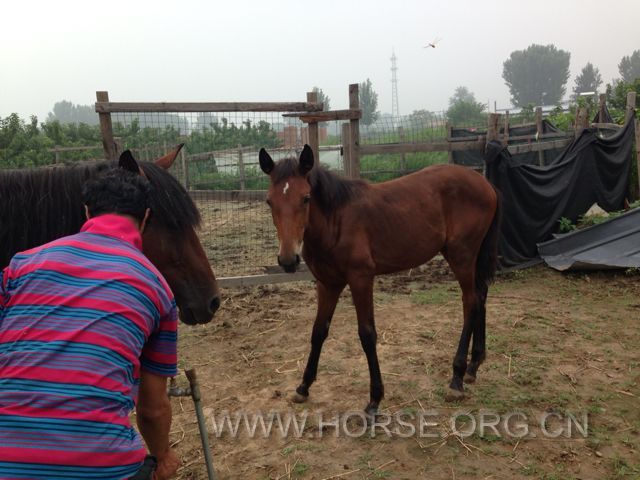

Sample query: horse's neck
[304,202,342,252]
[0,166,87,267]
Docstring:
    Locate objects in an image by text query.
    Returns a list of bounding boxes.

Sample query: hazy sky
[2,0,638,121]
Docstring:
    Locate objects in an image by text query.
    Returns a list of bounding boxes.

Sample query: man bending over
[0,164,180,479]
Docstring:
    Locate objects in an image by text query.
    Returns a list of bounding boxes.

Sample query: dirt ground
[169,260,640,480]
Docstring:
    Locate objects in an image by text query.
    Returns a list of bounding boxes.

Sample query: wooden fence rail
[94,85,638,286]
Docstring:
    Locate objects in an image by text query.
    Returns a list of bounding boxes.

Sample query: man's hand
[154,447,180,480]
[137,371,178,479]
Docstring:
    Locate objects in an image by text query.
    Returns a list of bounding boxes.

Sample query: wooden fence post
[54,146,60,164]
[348,83,361,179]
[306,91,320,164]
[237,144,246,190]
[96,91,117,160]
[598,93,606,121]
[486,113,499,143]
[341,122,352,177]
[180,147,189,190]
[575,107,588,139]
[626,91,636,119]
[503,111,510,146]
[446,122,453,164]
[535,107,544,166]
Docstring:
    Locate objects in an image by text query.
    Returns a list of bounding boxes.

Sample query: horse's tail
[475,186,502,297]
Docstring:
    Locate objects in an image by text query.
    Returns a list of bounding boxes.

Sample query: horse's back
[372,163,495,210]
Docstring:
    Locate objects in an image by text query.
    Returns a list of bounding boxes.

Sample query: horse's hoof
[365,406,378,419]
[291,392,309,403]
[444,388,465,402]
[463,373,476,384]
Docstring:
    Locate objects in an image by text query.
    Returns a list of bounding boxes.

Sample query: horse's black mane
[271,157,366,215]
[0,160,200,268]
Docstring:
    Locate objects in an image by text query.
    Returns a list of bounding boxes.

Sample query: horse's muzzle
[278,254,301,273]
[179,295,221,325]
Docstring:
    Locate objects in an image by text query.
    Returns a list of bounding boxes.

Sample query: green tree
[0,114,53,168]
[618,50,640,83]
[446,86,486,125]
[573,62,602,99]
[359,79,379,126]
[502,44,571,107]
[605,78,640,121]
[46,100,99,125]
[311,87,331,111]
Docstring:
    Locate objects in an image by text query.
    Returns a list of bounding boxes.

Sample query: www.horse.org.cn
[206,409,588,440]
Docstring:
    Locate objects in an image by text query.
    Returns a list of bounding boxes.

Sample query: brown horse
[0,145,220,325]
[259,145,500,415]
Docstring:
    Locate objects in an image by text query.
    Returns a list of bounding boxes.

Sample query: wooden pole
[341,122,352,177]
[96,91,117,160]
[237,144,246,190]
[486,113,499,143]
[54,146,60,164]
[503,111,510,146]
[306,91,320,164]
[626,91,637,120]
[598,93,606,122]
[348,83,361,179]
[180,147,189,190]
[575,107,588,139]
[535,107,544,166]
[446,122,453,164]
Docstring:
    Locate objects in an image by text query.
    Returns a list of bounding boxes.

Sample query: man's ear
[84,205,91,220]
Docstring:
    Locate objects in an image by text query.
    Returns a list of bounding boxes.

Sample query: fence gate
[95,90,360,287]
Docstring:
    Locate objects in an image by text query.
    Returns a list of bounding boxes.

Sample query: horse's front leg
[349,275,384,417]
[292,281,345,403]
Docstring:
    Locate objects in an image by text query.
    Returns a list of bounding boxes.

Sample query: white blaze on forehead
[283,182,290,195]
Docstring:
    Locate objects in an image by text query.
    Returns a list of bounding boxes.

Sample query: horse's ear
[155,143,184,170]
[118,150,140,173]
[299,144,314,176]
[259,148,274,175]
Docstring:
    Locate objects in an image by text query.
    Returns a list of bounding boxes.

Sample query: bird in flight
[424,37,442,48]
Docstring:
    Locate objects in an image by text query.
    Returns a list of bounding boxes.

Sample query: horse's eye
[303,195,311,205]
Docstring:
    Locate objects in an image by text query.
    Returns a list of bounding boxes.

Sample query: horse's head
[259,145,314,273]
[121,146,221,325]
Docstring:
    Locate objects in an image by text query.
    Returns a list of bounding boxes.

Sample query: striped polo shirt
[0,214,178,479]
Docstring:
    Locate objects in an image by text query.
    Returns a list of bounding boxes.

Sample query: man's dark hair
[82,168,152,222]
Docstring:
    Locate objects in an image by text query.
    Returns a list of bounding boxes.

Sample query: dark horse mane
[271,157,367,215]
[0,160,200,268]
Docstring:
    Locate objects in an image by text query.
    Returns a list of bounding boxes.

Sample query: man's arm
[136,370,179,479]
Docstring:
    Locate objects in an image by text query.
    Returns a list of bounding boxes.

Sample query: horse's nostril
[210,296,221,314]
[295,255,301,264]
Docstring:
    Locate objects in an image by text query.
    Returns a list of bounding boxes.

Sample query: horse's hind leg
[442,252,477,402]
[464,282,487,384]
[293,281,345,403]
[349,275,384,417]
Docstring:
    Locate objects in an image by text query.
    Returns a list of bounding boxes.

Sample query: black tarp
[484,112,635,268]
[538,208,640,271]
[592,104,614,124]
[452,119,566,167]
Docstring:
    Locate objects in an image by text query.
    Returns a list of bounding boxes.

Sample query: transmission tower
[391,49,400,118]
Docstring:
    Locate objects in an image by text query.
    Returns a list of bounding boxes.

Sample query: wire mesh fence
[109,111,349,278]
[108,109,479,277]
[358,111,454,182]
